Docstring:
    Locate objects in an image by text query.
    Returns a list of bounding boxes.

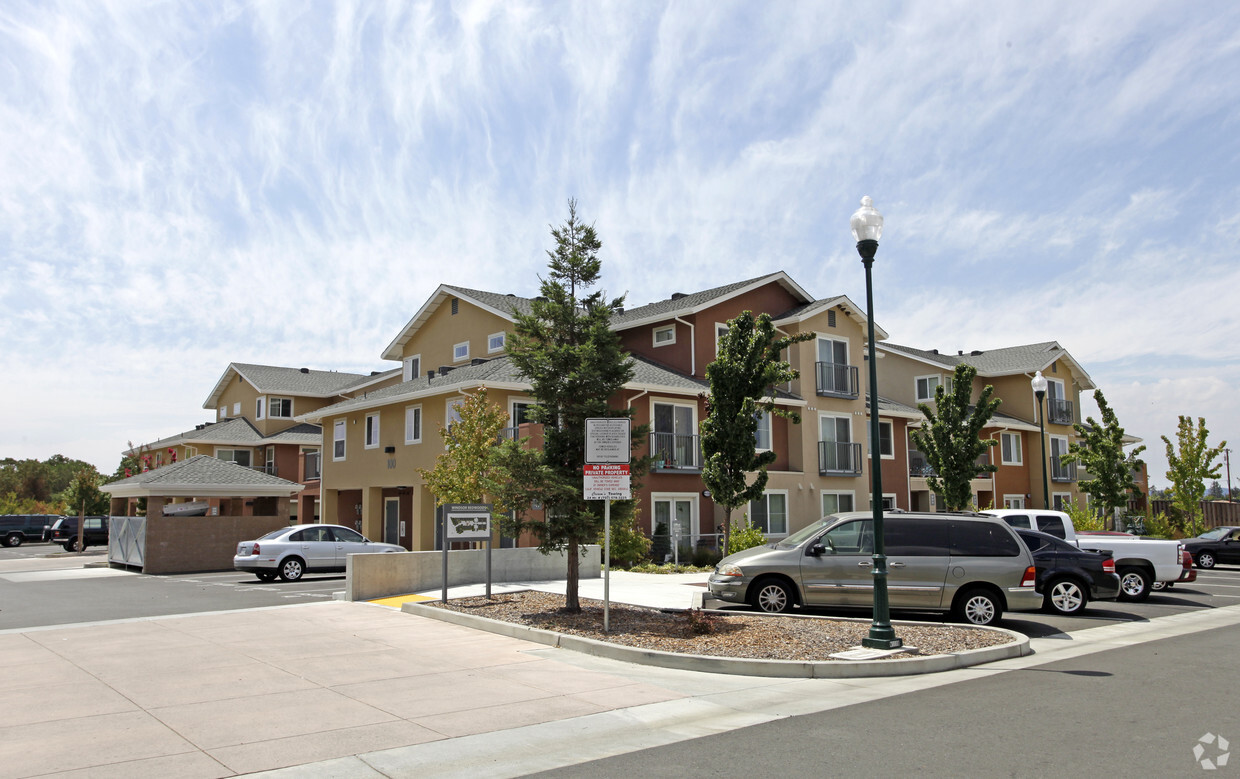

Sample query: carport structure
[101,455,304,574]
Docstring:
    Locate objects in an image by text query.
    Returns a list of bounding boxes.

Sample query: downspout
[675,317,696,377]
[627,389,649,459]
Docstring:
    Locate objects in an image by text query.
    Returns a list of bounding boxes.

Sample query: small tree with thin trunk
[910,363,1000,512]
[1063,390,1145,528]
[1162,416,1226,536]
[700,311,811,554]
[417,388,509,505]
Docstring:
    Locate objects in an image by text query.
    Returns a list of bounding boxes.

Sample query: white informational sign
[584,463,632,501]
[445,503,492,540]
[585,418,631,464]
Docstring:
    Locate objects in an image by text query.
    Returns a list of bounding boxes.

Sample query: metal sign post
[585,419,631,634]
[442,503,493,604]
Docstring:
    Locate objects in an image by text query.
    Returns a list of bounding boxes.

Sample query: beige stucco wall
[400,296,515,370]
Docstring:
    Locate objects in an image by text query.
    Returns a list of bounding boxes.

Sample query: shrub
[727,518,767,556]
[1062,498,1106,532]
[625,562,715,574]
[650,521,670,563]
[1141,512,1175,539]
[681,608,723,635]
[690,545,722,568]
[601,510,652,568]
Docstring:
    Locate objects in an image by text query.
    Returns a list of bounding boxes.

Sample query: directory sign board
[445,503,492,540]
[585,418,631,464]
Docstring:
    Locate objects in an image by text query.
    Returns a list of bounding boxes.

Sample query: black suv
[47,516,110,551]
[0,514,63,547]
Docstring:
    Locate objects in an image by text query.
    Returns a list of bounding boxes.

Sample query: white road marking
[0,568,136,582]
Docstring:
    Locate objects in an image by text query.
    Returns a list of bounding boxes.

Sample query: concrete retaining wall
[346,545,602,601]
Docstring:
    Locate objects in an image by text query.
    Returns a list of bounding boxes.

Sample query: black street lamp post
[852,196,901,651]
[1032,371,1050,508]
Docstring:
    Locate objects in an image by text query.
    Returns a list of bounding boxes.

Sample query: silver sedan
[234,524,403,582]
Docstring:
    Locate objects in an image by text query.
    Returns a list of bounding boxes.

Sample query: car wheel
[1044,578,1088,615]
[65,538,80,552]
[953,588,1002,626]
[1196,552,1216,569]
[278,557,305,582]
[255,572,277,582]
[1117,567,1152,602]
[5,533,21,548]
[1150,580,1170,591]
[749,579,794,613]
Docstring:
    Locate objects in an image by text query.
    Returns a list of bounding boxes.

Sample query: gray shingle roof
[232,363,376,396]
[264,423,325,444]
[880,341,1065,374]
[104,455,301,491]
[442,285,538,318]
[611,273,810,328]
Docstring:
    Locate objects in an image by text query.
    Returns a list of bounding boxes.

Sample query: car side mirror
[808,544,825,557]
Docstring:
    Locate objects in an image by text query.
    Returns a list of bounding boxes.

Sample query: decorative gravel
[429,590,1014,661]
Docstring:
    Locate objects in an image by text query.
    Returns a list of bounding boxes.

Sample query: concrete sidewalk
[4,574,1240,778]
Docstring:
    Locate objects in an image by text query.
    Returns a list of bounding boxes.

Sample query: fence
[1148,499,1240,530]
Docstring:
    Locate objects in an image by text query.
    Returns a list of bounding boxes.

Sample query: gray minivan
[707,511,1042,625]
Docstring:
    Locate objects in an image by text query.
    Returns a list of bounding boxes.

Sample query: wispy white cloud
[1,0,1238,484]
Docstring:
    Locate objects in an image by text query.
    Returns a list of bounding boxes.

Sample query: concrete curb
[401,600,1030,678]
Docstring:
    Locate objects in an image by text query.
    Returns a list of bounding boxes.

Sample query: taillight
[1103,557,1115,574]
[1020,565,1037,587]
[251,543,260,555]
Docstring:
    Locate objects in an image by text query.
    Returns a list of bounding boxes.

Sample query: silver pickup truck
[985,509,1184,602]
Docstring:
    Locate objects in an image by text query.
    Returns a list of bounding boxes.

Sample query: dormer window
[653,325,675,346]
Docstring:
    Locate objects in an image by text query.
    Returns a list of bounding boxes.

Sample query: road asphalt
[3,568,1240,778]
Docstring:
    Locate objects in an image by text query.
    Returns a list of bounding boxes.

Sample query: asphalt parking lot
[3,542,1239,637]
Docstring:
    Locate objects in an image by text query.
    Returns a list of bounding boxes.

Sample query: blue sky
[2,1,1238,490]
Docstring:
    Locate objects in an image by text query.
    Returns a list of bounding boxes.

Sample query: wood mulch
[428,590,1014,661]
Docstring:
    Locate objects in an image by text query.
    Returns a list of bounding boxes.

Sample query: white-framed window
[184,446,197,458]
[453,341,470,362]
[915,375,951,402]
[879,493,898,510]
[821,491,855,516]
[750,491,788,536]
[403,355,421,382]
[488,332,506,353]
[333,420,346,461]
[216,448,252,467]
[1001,432,1023,465]
[269,397,292,418]
[1052,492,1072,511]
[256,398,265,419]
[819,413,855,472]
[714,323,729,357]
[510,398,537,426]
[405,405,422,444]
[653,325,676,346]
[365,413,380,449]
[754,410,772,451]
[446,397,465,444]
[218,406,226,420]
[1004,494,1026,509]
[867,419,895,459]
[233,402,241,416]
[265,446,275,472]
[651,400,698,468]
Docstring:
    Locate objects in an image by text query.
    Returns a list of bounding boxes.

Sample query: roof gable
[202,363,374,410]
[878,341,1095,388]
[609,272,813,330]
[381,284,537,361]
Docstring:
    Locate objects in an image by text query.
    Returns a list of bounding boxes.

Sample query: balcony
[819,441,863,476]
[909,449,936,477]
[815,361,860,399]
[650,432,702,471]
[1048,398,1074,425]
[249,465,278,477]
[1051,460,1078,483]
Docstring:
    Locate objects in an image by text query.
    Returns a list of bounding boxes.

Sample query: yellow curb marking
[370,593,436,608]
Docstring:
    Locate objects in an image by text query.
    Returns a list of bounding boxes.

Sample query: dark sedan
[1016,529,1120,615]
[1183,526,1240,569]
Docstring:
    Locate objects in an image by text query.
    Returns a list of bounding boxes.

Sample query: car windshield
[775,518,833,549]
[1198,528,1230,541]
[258,528,290,540]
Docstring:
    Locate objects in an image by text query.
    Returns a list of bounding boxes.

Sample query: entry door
[654,497,697,547]
[820,416,853,471]
[384,498,400,546]
[653,403,696,466]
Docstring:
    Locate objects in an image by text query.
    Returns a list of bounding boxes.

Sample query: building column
[321,488,339,525]
[362,486,383,541]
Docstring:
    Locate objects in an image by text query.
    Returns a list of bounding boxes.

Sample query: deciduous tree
[417,388,509,505]
[700,311,811,554]
[1162,416,1226,535]
[909,363,1000,512]
[1064,390,1146,527]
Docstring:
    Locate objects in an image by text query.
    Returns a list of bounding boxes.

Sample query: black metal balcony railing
[304,452,320,481]
[815,361,860,398]
[498,426,519,442]
[249,465,278,477]
[650,432,702,470]
[1051,460,1078,482]
[1048,398,1074,425]
[819,441,863,476]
